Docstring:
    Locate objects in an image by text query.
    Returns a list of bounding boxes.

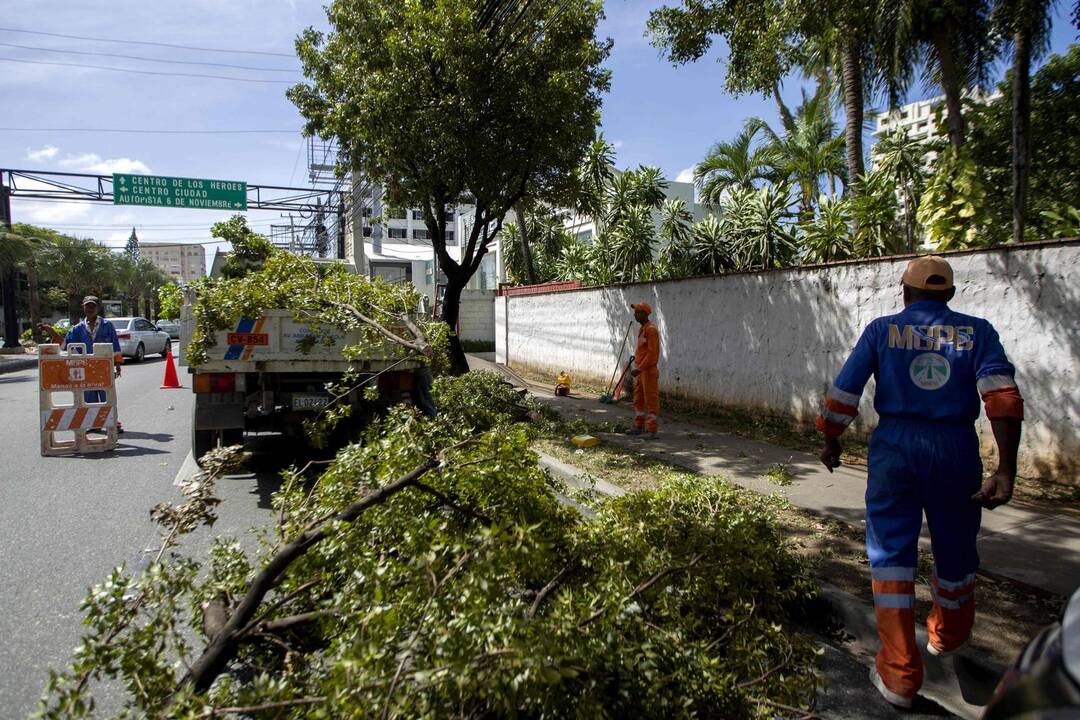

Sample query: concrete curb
[0,356,38,375]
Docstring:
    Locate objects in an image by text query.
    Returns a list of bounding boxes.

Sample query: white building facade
[140,242,206,283]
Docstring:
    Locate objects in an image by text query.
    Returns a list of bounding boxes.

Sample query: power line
[0,56,296,83]
[0,26,295,57]
[0,41,299,72]
[0,127,298,134]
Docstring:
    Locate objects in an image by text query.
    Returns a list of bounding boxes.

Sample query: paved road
[0,357,280,716]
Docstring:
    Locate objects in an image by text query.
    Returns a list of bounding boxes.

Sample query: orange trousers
[633,366,659,433]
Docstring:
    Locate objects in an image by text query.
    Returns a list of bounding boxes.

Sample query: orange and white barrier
[39,342,119,456]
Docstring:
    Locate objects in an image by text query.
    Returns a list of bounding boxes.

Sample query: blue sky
[2,0,1076,255]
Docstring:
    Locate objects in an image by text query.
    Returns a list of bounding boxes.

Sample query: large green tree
[288,0,610,373]
[966,44,1080,241]
[993,0,1060,242]
[694,126,776,206]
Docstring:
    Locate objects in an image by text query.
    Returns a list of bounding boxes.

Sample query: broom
[598,321,633,403]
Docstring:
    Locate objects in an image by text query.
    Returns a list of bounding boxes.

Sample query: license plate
[292,394,330,411]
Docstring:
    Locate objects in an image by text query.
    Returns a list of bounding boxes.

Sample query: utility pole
[1,172,21,353]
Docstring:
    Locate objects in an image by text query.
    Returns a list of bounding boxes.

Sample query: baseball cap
[631,302,652,315]
[81,295,100,306]
[901,256,954,290]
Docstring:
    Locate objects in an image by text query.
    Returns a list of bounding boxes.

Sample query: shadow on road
[119,431,174,443]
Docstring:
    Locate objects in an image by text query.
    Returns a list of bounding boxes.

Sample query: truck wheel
[193,428,215,467]
[222,428,244,448]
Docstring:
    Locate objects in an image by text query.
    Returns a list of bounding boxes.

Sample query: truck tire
[222,428,244,448]
[193,427,215,467]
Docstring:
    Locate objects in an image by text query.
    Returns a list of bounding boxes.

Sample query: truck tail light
[194,373,237,393]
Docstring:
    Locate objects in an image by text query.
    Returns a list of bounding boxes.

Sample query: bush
[39,373,820,719]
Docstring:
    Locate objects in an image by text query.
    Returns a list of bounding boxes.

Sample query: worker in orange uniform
[628,302,660,436]
[815,257,1024,709]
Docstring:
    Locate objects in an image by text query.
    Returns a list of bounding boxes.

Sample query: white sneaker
[926,637,969,658]
[869,666,914,709]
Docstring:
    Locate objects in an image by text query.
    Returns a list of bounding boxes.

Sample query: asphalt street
[0,356,281,716]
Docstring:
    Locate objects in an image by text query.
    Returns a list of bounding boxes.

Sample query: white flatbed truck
[180,308,423,462]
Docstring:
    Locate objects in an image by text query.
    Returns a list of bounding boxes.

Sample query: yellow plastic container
[571,434,599,448]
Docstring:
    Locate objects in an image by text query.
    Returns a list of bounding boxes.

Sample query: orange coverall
[633,321,660,433]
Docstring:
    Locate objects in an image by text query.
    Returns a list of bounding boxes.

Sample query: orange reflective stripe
[983,387,1024,419]
[872,579,915,596]
[45,410,64,431]
[92,407,112,428]
[824,396,859,417]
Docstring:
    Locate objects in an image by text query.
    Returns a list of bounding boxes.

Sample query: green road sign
[112,173,247,210]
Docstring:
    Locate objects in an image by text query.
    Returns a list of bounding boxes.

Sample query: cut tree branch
[180,458,441,693]
[578,553,705,628]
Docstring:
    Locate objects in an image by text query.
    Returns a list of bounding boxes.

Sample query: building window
[387,207,407,220]
[387,228,407,239]
[413,228,429,240]
[363,226,373,237]
[412,209,426,220]
[445,230,455,245]
[361,207,373,218]
[444,210,455,222]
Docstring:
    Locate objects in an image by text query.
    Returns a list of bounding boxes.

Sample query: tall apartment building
[140,242,206,283]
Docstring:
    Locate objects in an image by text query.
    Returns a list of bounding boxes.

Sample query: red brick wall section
[498,281,580,297]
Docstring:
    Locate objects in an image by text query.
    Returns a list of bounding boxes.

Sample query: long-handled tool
[598,321,633,403]
[607,358,634,404]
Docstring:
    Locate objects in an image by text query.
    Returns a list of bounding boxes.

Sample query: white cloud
[26,145,60,162]
[18,200,93,225]
[675,165,696,184]
[58,153,151,175]
[612,139,625,150]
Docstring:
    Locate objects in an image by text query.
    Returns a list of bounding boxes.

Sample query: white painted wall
[499,240,1080,482]
[458,289,496,343]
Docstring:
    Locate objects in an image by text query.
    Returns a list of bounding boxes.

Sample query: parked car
[155,319,181,339]
[982,585,1080,718]
[110,317,172,362]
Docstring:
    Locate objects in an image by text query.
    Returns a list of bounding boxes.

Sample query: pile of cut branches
[39,373,820,719]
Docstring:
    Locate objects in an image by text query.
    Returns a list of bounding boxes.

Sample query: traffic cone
[160,350,183,389]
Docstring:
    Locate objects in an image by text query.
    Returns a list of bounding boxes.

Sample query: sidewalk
[0,351,37,375]
[470,355,1079,598]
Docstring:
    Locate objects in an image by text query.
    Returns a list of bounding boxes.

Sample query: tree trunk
[931,25,966,149]
[27,261,41,340]
[67,293,80,324]
[771,81,797,135]
[840,41,865,203]
[1011,26,1032,243]
[1,266,20,349]
[514,203,538,285]
[440,276,469,375]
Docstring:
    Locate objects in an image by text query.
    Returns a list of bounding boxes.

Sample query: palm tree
[694,126,775,206]
[993,0,1057,242]
[851,169,901,257]
[658,198,693,248]
[747,86,847,221]
[692,215,736,275]
[872,126,929,251]
[728,184,798,270]
[800,196,854,263]
[606,204,656,282]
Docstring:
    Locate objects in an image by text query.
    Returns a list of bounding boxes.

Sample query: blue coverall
[64,318,122,403]
[817,300,1023,699]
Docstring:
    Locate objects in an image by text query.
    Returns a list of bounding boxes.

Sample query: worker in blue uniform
[41,296,124,432]
[815,256,1024,708]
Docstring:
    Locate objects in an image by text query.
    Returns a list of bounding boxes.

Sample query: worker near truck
[815,256,1023,709]
[628,302,660,436]
[39,296,124,433]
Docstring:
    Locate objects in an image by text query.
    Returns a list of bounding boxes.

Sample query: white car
[111,317,172,362]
